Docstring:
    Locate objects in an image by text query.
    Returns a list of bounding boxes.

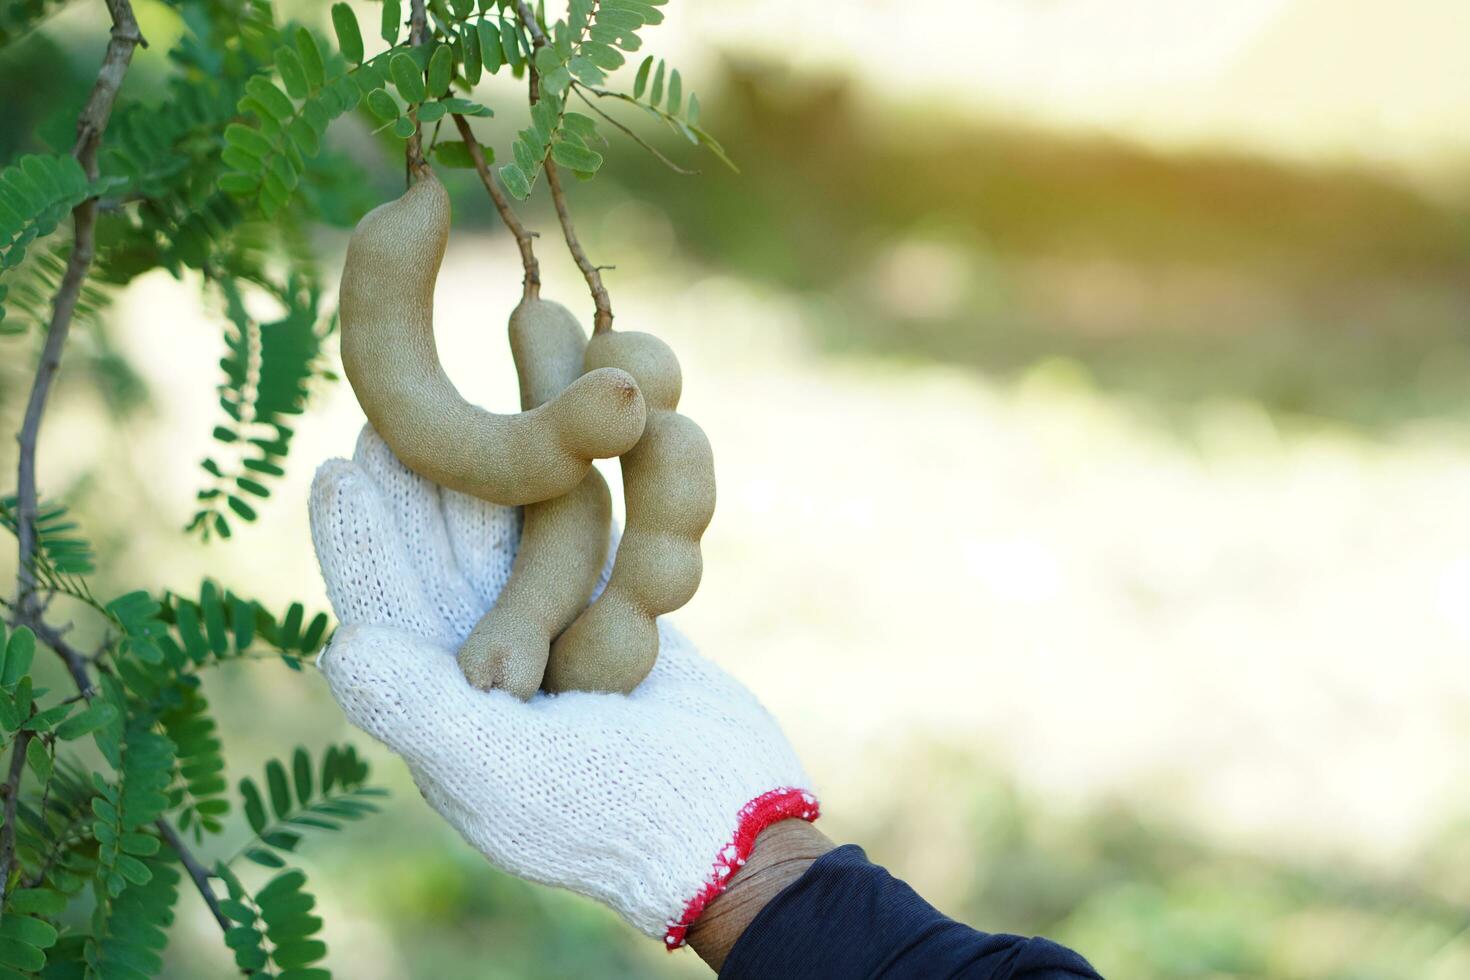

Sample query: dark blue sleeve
[718,844,1102,980]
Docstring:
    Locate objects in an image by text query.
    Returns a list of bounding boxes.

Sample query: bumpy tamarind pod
[457,299,613,698]
[545,331,716,694]
[338,174,647,506]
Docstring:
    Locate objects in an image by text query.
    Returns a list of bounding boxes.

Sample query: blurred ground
[3,2,1470,977]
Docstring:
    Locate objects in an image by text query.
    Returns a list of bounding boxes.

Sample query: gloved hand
[309,426,818,947]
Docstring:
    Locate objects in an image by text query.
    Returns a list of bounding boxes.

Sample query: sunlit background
[4,0,1470,977]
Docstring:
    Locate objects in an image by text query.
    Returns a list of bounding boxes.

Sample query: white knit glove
[308,426,818,947]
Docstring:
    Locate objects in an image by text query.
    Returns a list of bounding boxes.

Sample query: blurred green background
[3,1,1470,977]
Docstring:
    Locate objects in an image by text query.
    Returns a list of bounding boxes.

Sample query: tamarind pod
[458,466,611,698]
[338,174,647,506]
[457,299,612,698]
[545,331,716,694]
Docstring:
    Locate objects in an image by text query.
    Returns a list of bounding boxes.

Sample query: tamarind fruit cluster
[339,173,715,697]
[339,176,646,507]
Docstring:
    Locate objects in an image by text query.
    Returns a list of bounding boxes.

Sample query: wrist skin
[686,818,835,972]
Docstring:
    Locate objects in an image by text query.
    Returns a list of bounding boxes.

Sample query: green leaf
[7,889,63,916]
[1,627,34,687]
[533,45,560,76]
[551,140,603,173]
[633,55,652,98]
[500,19,522,71]
[245,76,295,120]
[427,44,453,97]
[24,737,50,781]
[225,123,273,159]
[0,938,44,972]
[332,4,364,63]
[227,496,257,521]
[273,939,327,969]
[54,701,118,740]
[241,778,268,834]
[221,900,257,923]
[478,21,503,73]
[389,52,426,103]
[499,163,531,199]
[392,116,416,139]
[288,116,321,157]
[381,0,401,43]
[585,43,624,72]
[296,29,326,91]
[275,46,308,99]
[0,915,56,950]
[366,89,400,121]
[267,759,291,818]
[649,58,665,105]
[246,848,286,868]
[460,23,482,84]
[236,476,271,498]
[292,747,313,802]
[417,101,447,123]
[666,68,681,114]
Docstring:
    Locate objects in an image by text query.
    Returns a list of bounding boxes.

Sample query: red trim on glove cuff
[664,787,821,950]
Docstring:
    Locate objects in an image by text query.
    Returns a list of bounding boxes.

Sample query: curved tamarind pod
[458,299,612,698]
[545,331,715,694]
[338,174,647,506]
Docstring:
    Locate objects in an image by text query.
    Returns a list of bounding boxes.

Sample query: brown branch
[571,85,698,176]
[514,3,612,331]
[405,0,429,178]
[451,114,540,299]
[0,731,37,904]
[15,0,144,621]
[543,160,613,332]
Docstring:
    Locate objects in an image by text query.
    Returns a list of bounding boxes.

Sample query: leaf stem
[543,160,612,332]
[156,818,230,932]
[405,0,429,178]
[571,84,697,176]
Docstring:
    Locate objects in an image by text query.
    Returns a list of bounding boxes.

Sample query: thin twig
[0,731,37,904]
[450,114,540,299]
[515,3,612,331]
[571,85,697,176]
[543,161,612,332]
[155,819,230,932]
[405,0,429,178]
[513,1,546,46]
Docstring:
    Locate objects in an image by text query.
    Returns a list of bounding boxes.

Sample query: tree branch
[405,0,429,178]
[513,1,546,46]
[14,0,144,621]
[450,114,540,299]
